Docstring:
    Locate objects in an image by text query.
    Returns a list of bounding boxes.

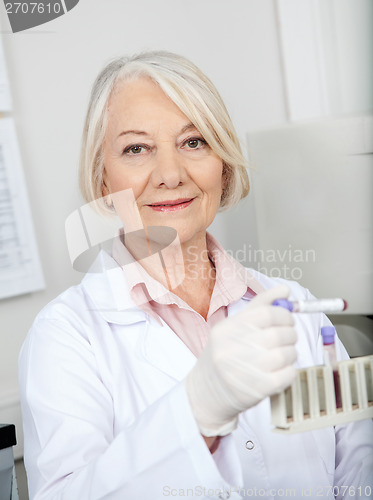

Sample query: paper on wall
[0,117,45,299]
[0,37,12,111]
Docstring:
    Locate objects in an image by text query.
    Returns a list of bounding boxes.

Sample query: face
[102,77,224,247]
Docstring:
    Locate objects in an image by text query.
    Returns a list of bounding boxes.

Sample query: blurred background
[0,1,372,497]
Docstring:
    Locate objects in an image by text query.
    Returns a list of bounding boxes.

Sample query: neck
[175,232,215,293]
[125,230,216,313]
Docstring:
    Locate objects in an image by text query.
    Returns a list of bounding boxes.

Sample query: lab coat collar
[81,251,196,381]
[81,250,147,325]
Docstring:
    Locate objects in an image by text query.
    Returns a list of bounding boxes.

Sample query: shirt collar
[112,230,265,309]
[206,232,261,310]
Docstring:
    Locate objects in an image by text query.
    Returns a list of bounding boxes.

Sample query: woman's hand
[185,285,297,437]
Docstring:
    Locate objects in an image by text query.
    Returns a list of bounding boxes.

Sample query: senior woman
[19,52,372,500]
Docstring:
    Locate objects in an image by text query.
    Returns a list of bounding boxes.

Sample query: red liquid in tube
[321,326,342,409]
[333,370,342,409]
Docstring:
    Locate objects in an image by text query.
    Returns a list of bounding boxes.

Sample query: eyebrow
[116,123,197,140]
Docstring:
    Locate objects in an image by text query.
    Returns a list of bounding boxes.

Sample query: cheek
[200,160,224,198]
[106,167,149,199]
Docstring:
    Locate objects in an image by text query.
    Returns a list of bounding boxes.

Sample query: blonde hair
[79,50,249,213]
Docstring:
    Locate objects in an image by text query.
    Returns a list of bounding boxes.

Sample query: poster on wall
[0,31,45,299]
[0,38,11,110]
[0,117,45,299]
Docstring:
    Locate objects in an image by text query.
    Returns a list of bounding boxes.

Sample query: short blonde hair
[79,50,249,213]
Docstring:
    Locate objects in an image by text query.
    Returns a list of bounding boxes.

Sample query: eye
[123,144,148,155]
[183,137,207,149]
[187,139,199,149]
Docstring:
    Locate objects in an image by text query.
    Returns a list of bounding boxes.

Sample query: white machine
[247,114,373,352]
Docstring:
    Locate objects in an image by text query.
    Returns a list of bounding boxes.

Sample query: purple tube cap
[321,326,336,345]
[272,299,294,312]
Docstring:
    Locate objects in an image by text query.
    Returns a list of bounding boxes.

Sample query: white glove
[185,285,297,436]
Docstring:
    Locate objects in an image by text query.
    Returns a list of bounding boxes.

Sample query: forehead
[107,77,187,125]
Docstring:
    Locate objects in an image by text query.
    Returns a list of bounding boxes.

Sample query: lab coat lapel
[82,250,148,324]
[82,251,197,381]
[141,317,197,382]
[227,296,251,317]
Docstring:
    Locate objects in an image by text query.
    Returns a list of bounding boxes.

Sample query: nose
[150,144,188,189]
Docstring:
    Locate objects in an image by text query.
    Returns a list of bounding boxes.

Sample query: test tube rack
[270,355,373,433]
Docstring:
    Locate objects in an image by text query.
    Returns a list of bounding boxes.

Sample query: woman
[19,51,372,499]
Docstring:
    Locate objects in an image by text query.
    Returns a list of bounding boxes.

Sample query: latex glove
[185,285,297,436]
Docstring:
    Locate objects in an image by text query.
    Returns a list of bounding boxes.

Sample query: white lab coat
[19,250,373,500]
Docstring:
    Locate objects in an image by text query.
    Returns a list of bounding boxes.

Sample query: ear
[101,171,110,197]
[221,162,228,192]
[101,173,113,207]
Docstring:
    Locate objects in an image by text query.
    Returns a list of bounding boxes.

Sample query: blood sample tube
[272,298,347,313]
[321,326,342,409]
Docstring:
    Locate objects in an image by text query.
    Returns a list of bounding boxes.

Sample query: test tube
[272,298,347,313]
[321,326,342,409]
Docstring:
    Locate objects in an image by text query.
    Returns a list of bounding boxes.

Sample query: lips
[147,198,195,212]
[148,198,194,207]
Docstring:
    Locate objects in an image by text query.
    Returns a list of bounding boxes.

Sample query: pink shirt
[112,232,264,357]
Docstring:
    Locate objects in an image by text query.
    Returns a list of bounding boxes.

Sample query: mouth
[146,198,195,212]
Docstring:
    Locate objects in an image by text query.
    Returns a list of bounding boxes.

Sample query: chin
[141,213,206,240]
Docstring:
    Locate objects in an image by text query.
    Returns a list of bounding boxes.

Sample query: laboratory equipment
[270,355,373,433]
[0,424,18,500]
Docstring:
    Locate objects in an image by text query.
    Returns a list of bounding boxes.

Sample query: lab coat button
[245,440,255,450]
